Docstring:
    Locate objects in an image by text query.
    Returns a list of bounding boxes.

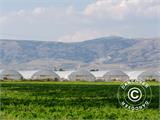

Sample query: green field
[0,81,159,120]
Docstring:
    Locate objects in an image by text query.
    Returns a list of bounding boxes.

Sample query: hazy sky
[0,0,159,42]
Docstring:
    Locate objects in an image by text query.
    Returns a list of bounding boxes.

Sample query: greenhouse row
[0,69,160,82]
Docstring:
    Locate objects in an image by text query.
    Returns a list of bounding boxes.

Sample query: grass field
[0,81,159,120]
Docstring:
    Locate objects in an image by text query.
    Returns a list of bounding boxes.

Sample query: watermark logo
[117,81,152,111]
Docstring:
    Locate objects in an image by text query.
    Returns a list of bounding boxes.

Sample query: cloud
[84,0,160,20]
[84,0,127,20]
[0,16,8,24]
[57,31,105,42]
[32,7,46,15]
[0,1,159,42]
[66,6,75,15]
[57,30,123,42]
[0,6,81,41]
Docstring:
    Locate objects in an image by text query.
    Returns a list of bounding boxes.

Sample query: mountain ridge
[0,36,160,70]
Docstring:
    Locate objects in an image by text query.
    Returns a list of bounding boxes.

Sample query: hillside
[0,36,160,70]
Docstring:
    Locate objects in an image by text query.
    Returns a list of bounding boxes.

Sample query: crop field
[0,81,159,120]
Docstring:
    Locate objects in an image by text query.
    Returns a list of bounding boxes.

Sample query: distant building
[68,70,96,81]
[137,71,160,82]
[31,70,60,81]
[103,70,129,81]
[0,70,23,80]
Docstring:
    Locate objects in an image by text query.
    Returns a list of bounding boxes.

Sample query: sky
[0,0,159,42]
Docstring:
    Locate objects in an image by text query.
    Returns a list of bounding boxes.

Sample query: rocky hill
[0,36,159,70]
